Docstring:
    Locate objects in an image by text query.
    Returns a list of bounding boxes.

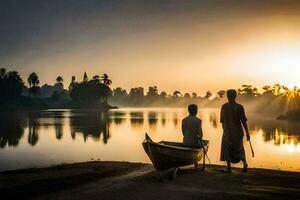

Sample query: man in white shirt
[182,104,203,148]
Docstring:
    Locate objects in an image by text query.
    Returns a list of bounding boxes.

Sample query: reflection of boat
[142,133,209,179]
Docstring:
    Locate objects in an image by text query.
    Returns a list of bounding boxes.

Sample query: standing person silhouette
[220,89,250,173]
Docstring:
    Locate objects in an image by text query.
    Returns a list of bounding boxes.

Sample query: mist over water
[0,108,300,172]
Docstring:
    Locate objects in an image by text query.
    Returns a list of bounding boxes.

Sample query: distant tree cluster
[0,67,112,110]
[1,67,300,116]
[109,83,300,115]
[110,85,221,107]
[70,73,112,108]
[0,68,24,104]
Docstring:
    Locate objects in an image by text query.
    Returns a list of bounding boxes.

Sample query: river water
[0,108,300,171]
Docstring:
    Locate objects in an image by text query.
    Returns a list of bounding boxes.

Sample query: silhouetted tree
[217,90,226,98]
[272,84,282,96]
[238,85,258,96]
[27,72,40,97]
[184,93,191,98]
[160,91,167,98]
[129,87,144,104]
[113,87,127,97]
[93,75,100,80]
[70,74,111,108]
[281,86,289,94]
[173,91,181,97]
[205,91,212,99]
[53,76,64,93]
[0,68,6,78]
[262,85,272,94]
[101,73,112,86]
[56,76,63,83]
[0,68,24,104]
[147,86,159,97]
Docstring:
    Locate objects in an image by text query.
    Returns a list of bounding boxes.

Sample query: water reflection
[249,118,300,145]
[0,113,26,148]
[130,112,144,126]
[0,110,111,147]
[208,113,300,146]
[69,111,110,143]
[172,113,179,127]
[1,108,300,171]
[161,114,166,126]
[111,112,126,125]
[28,115,39,146]
[2,110,300,148]
[148,112,158,125]
[209,113,218,128]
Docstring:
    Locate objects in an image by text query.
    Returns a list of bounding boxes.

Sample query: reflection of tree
[71,129,76,140]
[148,112,158,126]
[272,130,300,145]
[28,113,39,146]
[249,117,300,145]
[208,112,300,146]
[0,113,25,148]
[30,111,65,140]
[130,112,144,126]
[55,123,63,140]
[161,114,166,126]
[70,111,110,143]
[110,112,126,125]
[209,113,218,128]
[173,113,178,127]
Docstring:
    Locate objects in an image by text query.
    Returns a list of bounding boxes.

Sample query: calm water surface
[0,108,300,172]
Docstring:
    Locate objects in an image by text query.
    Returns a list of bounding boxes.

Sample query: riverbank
[1,161,300,200]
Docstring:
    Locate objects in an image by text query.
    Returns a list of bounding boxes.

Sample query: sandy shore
[1,161,300,200]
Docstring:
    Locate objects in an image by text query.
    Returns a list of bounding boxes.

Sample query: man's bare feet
[242,164,248,173]
[222,168,232,174]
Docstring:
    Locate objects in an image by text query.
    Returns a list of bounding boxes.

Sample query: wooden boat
[142,133,209,173]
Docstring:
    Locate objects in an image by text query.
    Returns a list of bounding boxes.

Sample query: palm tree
[184,93,191,98]
[101,73,112,86]
[173,91,181,97]
[160,91,167,98]
[217,90,226,98]
[272,84,282,96]
[27,72,40,97]
[262,85,272,94]
[205,91,212,99]
[192,92,197,98]
[56,76,63,83]
[28,72,39,87]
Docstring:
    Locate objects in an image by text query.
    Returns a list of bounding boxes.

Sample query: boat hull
[142,135,209,171]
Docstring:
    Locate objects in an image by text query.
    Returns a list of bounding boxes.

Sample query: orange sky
[2,1,300,95]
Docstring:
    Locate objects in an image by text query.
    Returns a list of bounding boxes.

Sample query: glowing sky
[1,0,300,94]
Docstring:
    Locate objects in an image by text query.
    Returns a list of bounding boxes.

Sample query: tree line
[0,68,112,110]
[1,67,300,116]
[110,84,300,117]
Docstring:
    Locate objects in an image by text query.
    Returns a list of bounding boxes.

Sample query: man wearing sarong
[182,104,203,148]
[220,89,250,173]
